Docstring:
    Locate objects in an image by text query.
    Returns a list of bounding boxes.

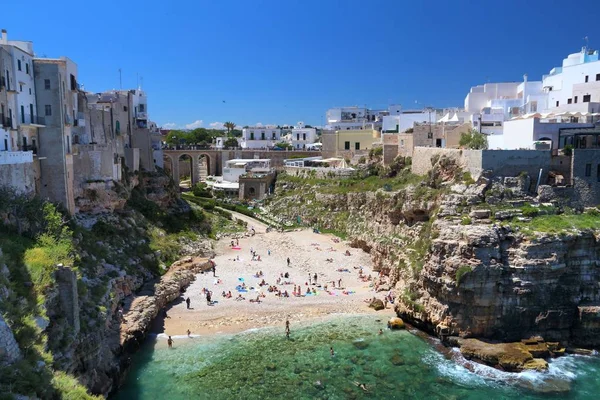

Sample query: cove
[113,315,600,399]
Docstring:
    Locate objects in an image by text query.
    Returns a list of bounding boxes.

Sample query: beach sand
[162,226,393,337]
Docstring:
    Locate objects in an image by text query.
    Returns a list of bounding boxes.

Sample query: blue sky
[3,0,599,128]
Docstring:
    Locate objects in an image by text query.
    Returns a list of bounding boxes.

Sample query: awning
[448,113,459,122]
[438,113,451,123]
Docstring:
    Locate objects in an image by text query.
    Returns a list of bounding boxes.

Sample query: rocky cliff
[265,158,600,350]
[0,170,214,398]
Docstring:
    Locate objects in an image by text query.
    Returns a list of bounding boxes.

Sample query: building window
[296,134,300,140]
[123,106,128,111]
[272,132,276,139]
[250,132,254,140]
[344,141,350,150]
[585,75,589,83]
[44,105,52,116]
[261,132,265,140]
[21,105,24,123]
[17,60,21,71]
[19,84,22,92]
[29,88,31,95]
[303,133,306,140]
[574,96,578,103]
[556,101,559,107]
[597,164,600,182]
[354,142,360,150]
[139,104,145,112]
[583,94,591,103]
[26,63,29,75]
[44,79,50,90]
[585,164,592,177]
[567,98,572,104]
[597,73,600,81]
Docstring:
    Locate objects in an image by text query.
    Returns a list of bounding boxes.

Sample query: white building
[240,126,281,149]
[289,121,317,149]
[501,116,594,150]
[464,76,546,139]
[326,105,401,131]
[542,47,600,113]
[222,158,272,183]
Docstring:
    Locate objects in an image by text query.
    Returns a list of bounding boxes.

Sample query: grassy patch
[455,265,472,285]
[510,213,600,236]
[461,216,472,225]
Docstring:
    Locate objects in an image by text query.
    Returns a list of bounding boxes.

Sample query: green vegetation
[223,137,239,149]
[455,265,473,285]
[192,182,213,198]
[509,212,600,236]
[563,144,573,156]
[461,216,472,225]
[368,147,383,159]
[277,168,423,195]
[0,192,99,398]
[459,129,488,150]
[401,289,425,313]
[462,171,475,185]
[164,127,223,147]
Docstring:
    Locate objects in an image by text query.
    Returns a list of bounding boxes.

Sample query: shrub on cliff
[459,129,488,150]
[456,265,473,285]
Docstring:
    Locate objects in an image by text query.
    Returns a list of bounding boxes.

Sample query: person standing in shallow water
[330,347,335,356]
[285,319,290,339]
[186,297,191,309]
[167,336,173,348]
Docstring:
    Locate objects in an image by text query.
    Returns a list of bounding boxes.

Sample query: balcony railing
[22,145,37,155]
[1,115,13,129]
[21,114,45,126]
[0,151,33,165]
[136,111,148,119]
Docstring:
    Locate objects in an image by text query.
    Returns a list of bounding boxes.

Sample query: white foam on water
[424,347,584,392]
[156,333,201,339]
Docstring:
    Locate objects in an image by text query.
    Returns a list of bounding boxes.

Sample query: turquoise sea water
[114,315,600,400]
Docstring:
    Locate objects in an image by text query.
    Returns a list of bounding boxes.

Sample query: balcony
[75,112,85,127]
[21,114,45,127]
[136,111,148,120]
[22,145,37,155]
[64,114,73,126]
[1,115,14,129]
[0,150,33,165]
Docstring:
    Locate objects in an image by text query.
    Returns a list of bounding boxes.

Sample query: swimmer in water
[167,336,173,348]
[330,347,335,356]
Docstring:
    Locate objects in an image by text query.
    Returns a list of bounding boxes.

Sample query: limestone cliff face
[397,217,600,347]
[267,171,600,349]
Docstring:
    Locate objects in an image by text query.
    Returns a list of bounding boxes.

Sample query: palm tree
[224,121,236,134]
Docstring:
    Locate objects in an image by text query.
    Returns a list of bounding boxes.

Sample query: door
[3,139,7,151]
[30,104,34,123]
[22,136,27,150]
[21,105,24,123]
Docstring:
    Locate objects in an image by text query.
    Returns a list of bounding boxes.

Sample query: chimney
[0,29,7,44]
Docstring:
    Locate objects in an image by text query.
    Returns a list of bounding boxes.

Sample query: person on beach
[384,299,388,309]
[167,336,173,348]
[236,238,239,246]
[206,291,212,305]
[212,265,217,277]
[285,319,290,339]
[231,240,235,247]
[378,329,383,335]
[330,347,335,356]
[268,249,271,256]
[186,297,191,309]
[308,274,312,285]
[338,278,342,288]
[187,329,191,337]
[287,257,290,267]
[313,273,317,284]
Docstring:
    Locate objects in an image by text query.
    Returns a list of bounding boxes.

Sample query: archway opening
[178,154,194,189]
[198,154,211,181]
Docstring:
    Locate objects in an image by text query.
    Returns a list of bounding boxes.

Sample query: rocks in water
[369,298,385,311]
[390,354,404,366]
[456,337,551,372]
[352,340,369,350]
[388,317,405,330]
[522,358,548,372]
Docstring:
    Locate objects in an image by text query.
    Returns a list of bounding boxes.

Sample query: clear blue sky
[3,0,599,128]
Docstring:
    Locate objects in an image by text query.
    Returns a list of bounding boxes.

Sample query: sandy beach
[162,223,394,337]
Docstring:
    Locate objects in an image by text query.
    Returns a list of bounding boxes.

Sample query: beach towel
[238,277,245,282]
[232,246,242,250]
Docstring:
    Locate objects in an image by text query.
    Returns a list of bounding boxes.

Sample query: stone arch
[178,153,194,188]
[197,153,212,181]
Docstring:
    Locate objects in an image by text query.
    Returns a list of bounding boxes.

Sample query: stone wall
[570,149,600,207]
[0,161,35,194]
[412,147,552,181]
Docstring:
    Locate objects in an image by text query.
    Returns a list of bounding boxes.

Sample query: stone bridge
[163,149,321,186]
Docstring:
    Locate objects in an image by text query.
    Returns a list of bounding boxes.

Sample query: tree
[224,121,236,134]
[224,137,239,149]
[459,129,488,150]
